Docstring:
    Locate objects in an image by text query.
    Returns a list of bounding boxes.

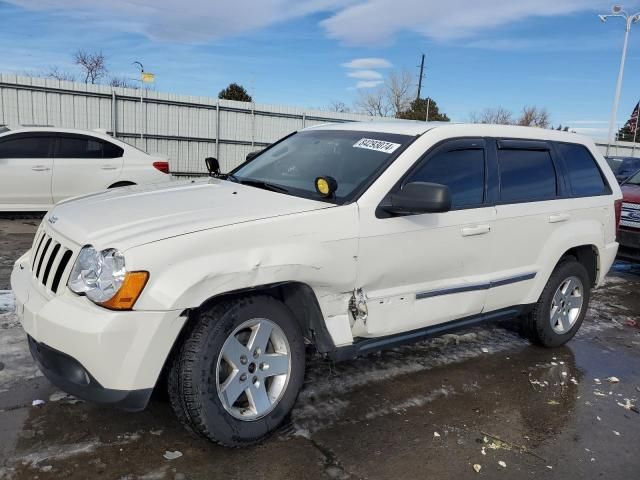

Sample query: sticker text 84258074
[353,138,402,154]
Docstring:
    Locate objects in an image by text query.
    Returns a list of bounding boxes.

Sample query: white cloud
[7,0,604,45]
[347,69,383,80]
[6,0,352,42]
[321,0,602,45]
[342,58,393,69]
[355,80,383,88]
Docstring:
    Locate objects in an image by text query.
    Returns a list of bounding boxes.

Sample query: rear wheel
[168,295,305,447]
[523,259,591,347]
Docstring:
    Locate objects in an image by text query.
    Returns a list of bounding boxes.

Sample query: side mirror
[246,150,262,162]
[383,182,451,215]
[205,157,220,176]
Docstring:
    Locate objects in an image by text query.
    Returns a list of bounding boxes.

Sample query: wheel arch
[178,281,336,355]
[108,181,136,188]
[558,244,599,287]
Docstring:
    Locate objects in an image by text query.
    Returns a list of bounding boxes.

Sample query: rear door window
[555,143,608,196]
[0,134,54,158]
[498,148,557,203]
[55,135,124,159]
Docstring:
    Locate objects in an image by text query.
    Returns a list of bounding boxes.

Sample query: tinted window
[498,149,557,202]
[408,148,485,208]
[55,135,124,159]
[0,135,52,158]
[102,141,124,158]
[556,143,607,196]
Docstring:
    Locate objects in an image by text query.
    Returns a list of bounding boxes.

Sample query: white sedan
[0,126,171,211]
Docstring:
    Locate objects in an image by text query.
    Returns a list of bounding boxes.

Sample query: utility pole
[416,53,426,101]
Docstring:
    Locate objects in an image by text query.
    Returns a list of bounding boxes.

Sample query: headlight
[68,245,148,310]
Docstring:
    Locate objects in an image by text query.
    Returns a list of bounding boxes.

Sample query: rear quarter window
[556,143,608,196]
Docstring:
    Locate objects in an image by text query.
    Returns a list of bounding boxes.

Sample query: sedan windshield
[231,130,414,203]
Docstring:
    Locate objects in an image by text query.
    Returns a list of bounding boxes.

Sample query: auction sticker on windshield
[353,138,402,154]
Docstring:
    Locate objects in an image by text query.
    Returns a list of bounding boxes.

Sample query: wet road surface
[1,217,639,479]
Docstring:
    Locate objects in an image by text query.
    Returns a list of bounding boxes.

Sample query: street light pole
[599,5,640,156]
[132,61,145,140]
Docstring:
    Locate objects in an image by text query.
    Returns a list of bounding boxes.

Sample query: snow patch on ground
[363,387,453,421]
[0,290,15,313]
[16,441,100,468]
[0,293,42,389]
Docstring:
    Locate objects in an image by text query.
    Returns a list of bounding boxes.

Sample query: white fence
[595,140,640,158]
[0,74,381,173]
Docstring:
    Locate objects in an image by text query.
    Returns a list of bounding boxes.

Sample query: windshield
[626,170,640,185]
[606,157,623,174]
[231,130,414,203]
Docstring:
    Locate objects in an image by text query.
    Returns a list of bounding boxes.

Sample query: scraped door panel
[355,207,496,337]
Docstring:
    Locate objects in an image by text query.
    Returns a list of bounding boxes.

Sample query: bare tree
[469,107,514,125]
[109,76,136,88]
[517,106,550,128]
[74,50,107,84]
[386,70,415,117]
[46,66,76,82]
[355,86,392,117]
[327,100,351,113]
[354,69,415,117]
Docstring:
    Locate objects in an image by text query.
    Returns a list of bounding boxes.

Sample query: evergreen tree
[218,83,253,102]
[397,97,450,122]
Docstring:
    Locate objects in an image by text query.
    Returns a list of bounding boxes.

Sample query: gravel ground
[1,217,639,480]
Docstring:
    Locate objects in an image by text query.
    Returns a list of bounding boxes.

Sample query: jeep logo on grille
[48,215,58,224]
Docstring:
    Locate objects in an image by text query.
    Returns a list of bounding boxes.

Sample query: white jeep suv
[11,121,622,446]
[0,126,170,211]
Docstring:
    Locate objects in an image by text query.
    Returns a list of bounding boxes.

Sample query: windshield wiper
[237,179,289,194]
[221,173,240,182]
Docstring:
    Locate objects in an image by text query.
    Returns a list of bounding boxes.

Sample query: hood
[622,183,640,204]
[47,178,332,250]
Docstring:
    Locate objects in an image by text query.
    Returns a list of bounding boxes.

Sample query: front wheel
[522,258,591,347]
[168,295,305,447]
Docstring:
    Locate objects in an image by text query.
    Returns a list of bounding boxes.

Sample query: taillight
[615,199,623,237]
[152,161,170,174]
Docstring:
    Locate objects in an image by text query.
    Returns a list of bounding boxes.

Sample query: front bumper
[11,253,186,408]
[618,228,640,262]
[28,335,152,411]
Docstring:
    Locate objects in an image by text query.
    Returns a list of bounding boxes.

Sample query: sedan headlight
[68,245,148,310]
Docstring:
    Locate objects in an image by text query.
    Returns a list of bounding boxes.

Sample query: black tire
[522,258,591,348]
[108,181,136,188]
[167,295,305,447]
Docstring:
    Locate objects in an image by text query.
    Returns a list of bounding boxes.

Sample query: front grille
[621,202,640,230]
[30,229,75,294]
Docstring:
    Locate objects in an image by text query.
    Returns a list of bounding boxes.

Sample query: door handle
[461,225,491,237]
[100,165,118,170]
[31,165,51,171]
[549,213,570,223]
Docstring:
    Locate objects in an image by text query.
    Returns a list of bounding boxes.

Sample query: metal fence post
[215,100,220,160]
[302,113,306,129]
[111,90,117,137]
[251,103,255,147]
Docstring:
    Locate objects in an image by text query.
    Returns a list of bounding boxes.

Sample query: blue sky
[2,0,640,138]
